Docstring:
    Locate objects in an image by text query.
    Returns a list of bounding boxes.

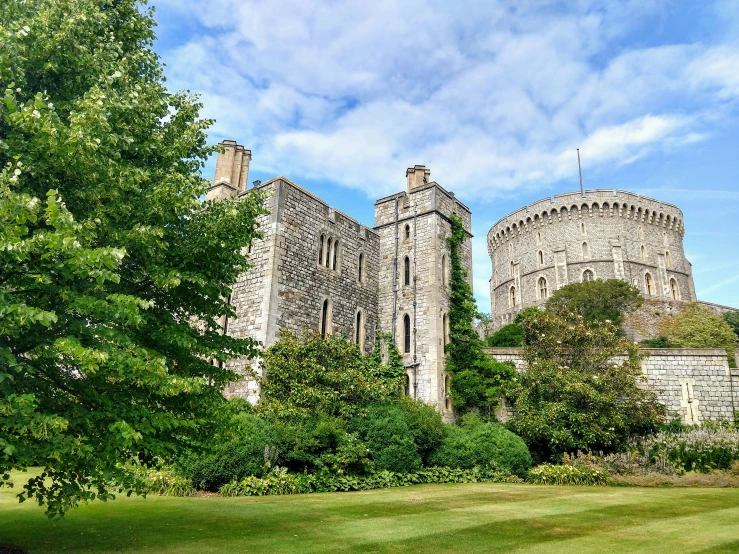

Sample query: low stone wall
[484,347,738,424]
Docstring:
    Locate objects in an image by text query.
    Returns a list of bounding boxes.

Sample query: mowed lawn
[2,472,739,553]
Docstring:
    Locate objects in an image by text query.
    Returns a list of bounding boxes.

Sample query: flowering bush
[528,463,610,486]
[636,427,739,473]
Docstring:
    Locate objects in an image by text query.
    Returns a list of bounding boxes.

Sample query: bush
[178,414,274,491]
[636,427,739,473]
[486,324,524,347]
[219,466,523,497]
[142,467,196,497]
[528,463,610,486]
[350,404,422,473]
[396,397,444,464]
[640,337,673,348]
[428,417,532,477]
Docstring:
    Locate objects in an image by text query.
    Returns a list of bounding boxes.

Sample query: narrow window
[538,250,543,267]
[537,232,542,246]
[441,255,447,286]
[405,224,411,240]
[445,375,452,411]
[581,222,586,235]
[646,273,654,295]
[510,286,516,307]
[318,235,324,264]
[666,251,672,268]
[641,245,647,262]
[404,256,411,286]
[670,278,679,300]
[582,242,589,258]
[355,311,362,347]
[538,277,548,298]
[358,253,364,282]
[442,313,449,345]
[639,227,645,240]
[326,238,332,268]
[510,262,514,278]
[332,240,339,270]
[403,314,411,354]
[404,374,411,396]
[582,270,594,282]
[321,299,330,337]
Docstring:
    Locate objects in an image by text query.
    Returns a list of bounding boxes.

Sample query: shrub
[396,397,444,464]
[219,466,523,497]
[528,463,610,486]
[635,427,739,473]
[428,418,531,477]
[486,324,524,347]
[143,468,196,497]
[179,413,274,491]
[350,404,422,473]
[640,337,673,348]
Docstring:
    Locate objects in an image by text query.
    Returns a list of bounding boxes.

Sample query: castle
[207,140,470,419]
[208,139,737,425]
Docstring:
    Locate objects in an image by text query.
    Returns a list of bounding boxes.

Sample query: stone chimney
[206,140,252,202]
[406,165,431,193]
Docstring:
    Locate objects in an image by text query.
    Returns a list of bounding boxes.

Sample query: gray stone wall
[487,190,696,329]
[375,168,472,418]
[224,176,380,401]
[484,347,738,424]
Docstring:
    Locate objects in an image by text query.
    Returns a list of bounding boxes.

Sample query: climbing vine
[446,213,515,418]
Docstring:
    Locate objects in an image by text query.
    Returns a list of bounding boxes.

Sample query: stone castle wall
[487,190,696,330]
[375,169,472,417]
[485,347,738,424]
[223,176,380,401]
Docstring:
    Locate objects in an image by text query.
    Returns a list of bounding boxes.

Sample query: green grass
[2,471,739,553]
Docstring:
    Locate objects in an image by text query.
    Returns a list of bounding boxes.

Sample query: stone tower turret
[206,140,252,202]
[374,166,472,420]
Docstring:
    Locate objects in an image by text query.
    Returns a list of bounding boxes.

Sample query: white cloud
[156,0,739,201]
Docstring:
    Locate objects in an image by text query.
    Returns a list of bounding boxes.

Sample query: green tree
[256,331,404,421]
[486,324,524,347]
[545,279,643,327]
[723,312,739,340]
[446,214,514,417]
[1,0,266,516]
[659,303,738,367]
[506,309,665,461]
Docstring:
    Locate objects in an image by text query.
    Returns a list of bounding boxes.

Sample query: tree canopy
[545,279,643,327]
[659,303,738,367]
[506,308,665,461]
[1,0,266,516]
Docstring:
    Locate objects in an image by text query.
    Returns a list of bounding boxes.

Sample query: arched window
[444,374,452,411]
[537,232,541,246]
[538,277,548,298]
[405,224,411,240]
[641,245,647,262]
[510,262,514,278]
[403,314,411,354]
[639,227,645,240]
[442,313,449,345]
[325,238,332,268]
[355,310,364,350]
[538,250,544,267]
[332,240,339,270]
[441,255,447,286]
[582,242,589,258]
[665,251,672,268]
[318,235,324,264]
[510,286,516,307]
[404,256,411,286]
[320,299,330,337]
[670,278,679,300]
[645,273,654,295]
[581,222,586,235]
[358,253,364,282]
[582,269,594,282]
[404,374,411,396]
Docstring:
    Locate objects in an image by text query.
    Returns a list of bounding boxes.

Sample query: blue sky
[152,0,739,311]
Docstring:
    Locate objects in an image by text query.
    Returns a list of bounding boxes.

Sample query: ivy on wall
[445,214,514,418]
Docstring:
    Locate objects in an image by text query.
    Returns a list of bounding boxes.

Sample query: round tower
[487,190,696,328]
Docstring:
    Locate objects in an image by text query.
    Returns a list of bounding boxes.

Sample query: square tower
[374,166,472,418]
